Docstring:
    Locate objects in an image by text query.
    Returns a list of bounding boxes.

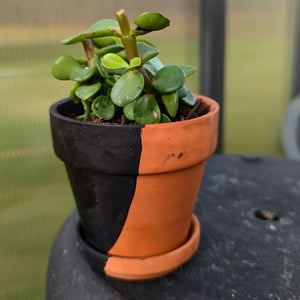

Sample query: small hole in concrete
[254,209,279,221]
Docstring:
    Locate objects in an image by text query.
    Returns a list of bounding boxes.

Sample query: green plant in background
[52,9,197,124]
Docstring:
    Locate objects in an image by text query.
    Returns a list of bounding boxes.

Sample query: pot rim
[50,95,219,128]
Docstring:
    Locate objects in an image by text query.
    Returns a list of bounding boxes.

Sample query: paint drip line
[0,146,52,160]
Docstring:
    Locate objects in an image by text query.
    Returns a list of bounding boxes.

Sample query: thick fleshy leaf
[161,92,178,117]
[180,89,197,106]
[95,44,124,57]
[92,36,117,48]
[144,64,156,79]
[134,12,170,31]
[128,57,142,69]
[137,42,159,63]
[147,57,164,70]
[123,101,136,120]
[177,85,188,98]
[70,82,81,103]
[92,95,115,120]
[76,57,88,64]
[111,70,144,107]
[94,54,109,78]
[136,38,156,47]
[52,55,82,80]
[101,53,129,69]
[152,65,186,93]
[107,68,124,76]
[69,66,97,82]
[63,19,121,46]
[61,34,86,45]
[61,27,121,45]
[86,19,119,33]
[75,82,101,101]
[132,27,150,36]
[144,57,164,77]
[117,50,130,62]
[134,94,161,124]
[181,65,197,77]
[161,113,171,123]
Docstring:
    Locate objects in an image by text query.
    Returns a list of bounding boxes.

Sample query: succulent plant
[52,9,197,124]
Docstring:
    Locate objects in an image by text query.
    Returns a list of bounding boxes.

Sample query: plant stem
[116,9,153,92]
[82,39,95,67]
[82,100,91,121]
[137,66,152,93]
[116,9,138,60]
[116,9,130,36]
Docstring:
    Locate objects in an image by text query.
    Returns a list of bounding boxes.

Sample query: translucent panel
[225,0,292,155]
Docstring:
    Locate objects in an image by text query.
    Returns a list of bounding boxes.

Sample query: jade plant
[52,9,197,124]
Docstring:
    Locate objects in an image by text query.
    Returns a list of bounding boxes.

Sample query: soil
[84,98,210,125]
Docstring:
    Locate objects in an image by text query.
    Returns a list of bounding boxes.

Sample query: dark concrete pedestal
[46,155,300,300]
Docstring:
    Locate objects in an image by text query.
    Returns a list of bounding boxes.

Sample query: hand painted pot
[50,95,219,280]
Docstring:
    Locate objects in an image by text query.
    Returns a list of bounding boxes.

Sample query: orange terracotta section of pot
[108,162,205,257]
[104,214,200,280]
[108,96,219,258]
[138,96,219,175]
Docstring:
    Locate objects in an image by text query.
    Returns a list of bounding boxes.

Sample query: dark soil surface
[83,98,210,125]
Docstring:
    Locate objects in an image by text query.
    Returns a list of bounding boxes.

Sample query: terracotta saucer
[76,214,200,281]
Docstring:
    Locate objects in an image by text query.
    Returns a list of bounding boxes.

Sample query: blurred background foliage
[0,0,295,299]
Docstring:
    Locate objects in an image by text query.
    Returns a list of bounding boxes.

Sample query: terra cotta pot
[50,95,219,280]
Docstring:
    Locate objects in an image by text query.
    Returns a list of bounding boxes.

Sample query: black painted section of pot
[75,222,108,275]
[65,163,138,252]
[49,98,144,252]
[50,98,144,175]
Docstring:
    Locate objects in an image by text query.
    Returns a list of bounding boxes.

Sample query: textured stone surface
[47,154,300,300]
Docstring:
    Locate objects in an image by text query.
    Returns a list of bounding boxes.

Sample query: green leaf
[161,113,171,123]
[137,42,159,63]
[69,66,97,82]
[61,23,121,45]
[76,57,88,64]
[75,82,101,101]
[134,94,161,124]
[128,57,142,69]
[117,50,130,62]
[70,82,81,103]
[111,70,144,107]
[152,65,186,93]
[147,57,164,70]
[144,57,164,78]
[61,34,86,45]
[95,44,124,57]
[101,53,129,69]
[132,27,150,36]
[134,12,170,31]
[177,86,188,98]
[86,19,119,33]
[161,92,178,118]
[181,65,197,77]
[144,64,156,79]
[123,101,136,120]
[136,38,156,47]
[92,36,117,48]
[94,54,109,78]
[52,55,82,80]
[92,95,115,120]
[180,89,196,106]
[62,19,121,46]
